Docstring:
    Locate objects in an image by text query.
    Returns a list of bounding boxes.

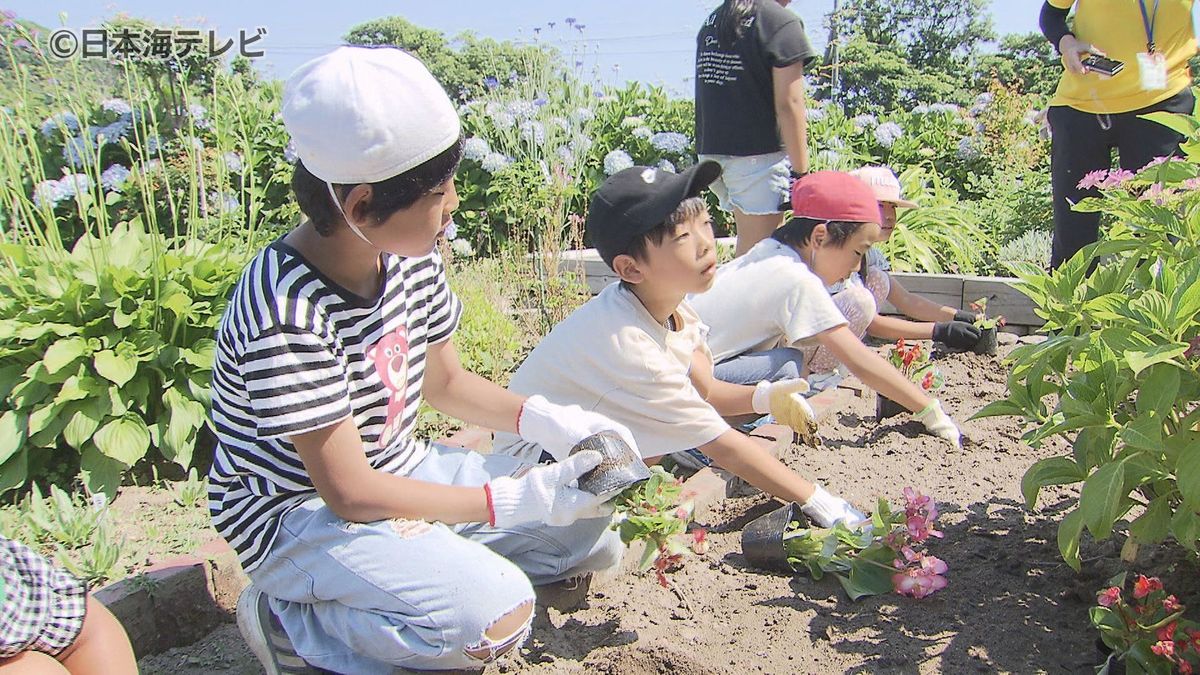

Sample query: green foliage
[1091,573,1200,674]
[973,114,1200,565]
[997,230,1052,274]
[175,468,207,509]
[0,224,248,497]
[975,33,1062,102]
[612,466,691,586]
[344,17,553,103]
[877,166,994,274]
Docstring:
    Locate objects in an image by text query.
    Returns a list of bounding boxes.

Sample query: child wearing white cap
[824,166,984,355]
[208,46,633,674]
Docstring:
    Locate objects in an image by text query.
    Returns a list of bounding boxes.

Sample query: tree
[976,33,1062,102]
[830,0,995,73]
[344,17,554,103]
[824,36,969,112]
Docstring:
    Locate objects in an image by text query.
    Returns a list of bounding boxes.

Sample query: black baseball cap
[587,160,722,267]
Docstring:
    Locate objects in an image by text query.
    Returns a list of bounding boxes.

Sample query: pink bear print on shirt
[366,327,409,448]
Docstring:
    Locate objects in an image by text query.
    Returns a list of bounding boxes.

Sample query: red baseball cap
[790,171,882,225]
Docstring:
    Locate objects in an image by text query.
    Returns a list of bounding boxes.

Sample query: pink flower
[1077,169,1108,190]
[902,488,943,542]
[1163,595,1183,613]
[1183,177,1200,190]
[1138,182,1170,206]
[1133,575,1163,599]
[1158,621,1177,643]
[1099,169,1135,189]
[1097,586,1121,607]
[691,528,709,555]
[891,551,949,599]
[1141,155,1170,171]
[1151,640,1175,658]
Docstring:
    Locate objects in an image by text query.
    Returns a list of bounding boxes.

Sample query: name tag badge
[1137,51,1169,90]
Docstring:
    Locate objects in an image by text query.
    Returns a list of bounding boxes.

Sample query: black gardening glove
[953,309,978,323]
[933,321,983,349]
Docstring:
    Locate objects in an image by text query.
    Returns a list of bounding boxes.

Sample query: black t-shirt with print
[694,0,817,157]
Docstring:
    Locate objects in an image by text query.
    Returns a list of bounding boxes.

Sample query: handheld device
[1081,54,1125,77]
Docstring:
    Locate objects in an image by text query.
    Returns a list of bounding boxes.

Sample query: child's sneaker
[236,586,327,675]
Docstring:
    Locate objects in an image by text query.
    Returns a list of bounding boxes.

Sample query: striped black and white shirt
[207,240,462,572]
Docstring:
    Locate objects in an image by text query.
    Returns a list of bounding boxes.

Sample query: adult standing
[1041,0,1197,269]
[695,0,818,257]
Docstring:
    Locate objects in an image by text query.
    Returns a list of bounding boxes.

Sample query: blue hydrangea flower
[572,107,595,123]
[32,179,66,208]
[209,191,240,214]
[463,136,491,161]
[284,140,298,164]
[874,122,904,148]
[632,126,652,140]
[484,76,499,90]
[828,136,845,149]
[852,114,877,130]
[650,132,690,154]
[970,93,993,116]
[62,135,96,169]
[451,239,475,258]
[101,98,132,116]
[506,101,536,119]
[519,119,545,144]
[100,164,132,192]
[620,115,645,128]
[146,135,162,155]
[533,95,549,107]
[570,134,593,154]
[929,103,960,114]
[552,117,571,132]
[481,152,511,174]
[912,104,931,115]
[656,159,676,174]
[806,107,826,122]
[187,103,211,130]
[93,118,131,144]
[58,173,94,199]
[603,149,634,175]
[490,110,516,130]
[816,149,841,165]
[443,220,458,240]
[957,137,981,161]
[555,146,575,164]
[39,111,80,139]
[223,151,244,173]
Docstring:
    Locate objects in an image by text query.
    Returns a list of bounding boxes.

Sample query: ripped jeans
[246,446,624,674]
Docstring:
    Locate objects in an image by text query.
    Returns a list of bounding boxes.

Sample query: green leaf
[1129,496,1173,544]
[0,452,27,495]
[161,388,204,467]
[1079,462,1126,540]
[93,350,138,387]
[1021,457,1085,509]
[1124,344,1187,376]
[1171,509,1200,551]
[26,401,63,436]
[969,399,1026,421]
[42,337,88,375]
[0,410,28,466]
[79,445,124,499]
[63,401,106,451]
[92,414,150,465]
[1058,508,1085,571]
[1135,365,1181,418]
[1177,444,1200,512]
[179,339,216,368]
[1139,110,1200,137]
[1119,415,1163,452]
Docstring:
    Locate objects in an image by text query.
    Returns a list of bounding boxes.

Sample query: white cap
[282,46,461,185]
[849,166,919,208]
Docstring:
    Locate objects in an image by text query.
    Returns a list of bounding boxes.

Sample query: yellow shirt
[1049,0,1198,113]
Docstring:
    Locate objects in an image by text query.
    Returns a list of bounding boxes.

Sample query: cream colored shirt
[493,283,730,461]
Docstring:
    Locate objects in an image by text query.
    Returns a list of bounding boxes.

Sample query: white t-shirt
[689,237,848,364]
[828,246,890,294]
[208,241,461,573]
[492,283,730,461]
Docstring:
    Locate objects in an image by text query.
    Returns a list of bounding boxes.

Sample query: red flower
[1133,575,1162,599]
[1158,621,1178,643]
[691,528,709,555]
[1180,660,1193,675]
[1096,587,1121,607]
[921,371,935,390]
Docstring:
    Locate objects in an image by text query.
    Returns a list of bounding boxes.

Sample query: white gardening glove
[486,451,614,527]
[914,400,962,448]
[518,395,638,461]
[800,484,867,529]
[753,379,818,446]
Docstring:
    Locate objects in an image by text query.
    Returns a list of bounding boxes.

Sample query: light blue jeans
[247,446,623,674]
[713,346,806,385]
[699,151,791,215]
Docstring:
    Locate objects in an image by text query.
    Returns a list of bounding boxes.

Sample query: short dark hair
[772,217,866,250]
[292,137,465,236]
[617,197,708,265]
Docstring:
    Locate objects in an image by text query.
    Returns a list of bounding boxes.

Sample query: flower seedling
[1091,572,1200,673]
[969,297,1006,331]
[886,339,944,392]
[782,487,948,600]
[611,466,694,587]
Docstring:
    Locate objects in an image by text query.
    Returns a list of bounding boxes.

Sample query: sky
[0,0,1133,95]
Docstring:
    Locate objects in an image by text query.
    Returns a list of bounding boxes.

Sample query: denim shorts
[699,151,791,215]
[247,446,624,673]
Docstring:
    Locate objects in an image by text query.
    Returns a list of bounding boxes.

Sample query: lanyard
[1138,0,1160,52]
